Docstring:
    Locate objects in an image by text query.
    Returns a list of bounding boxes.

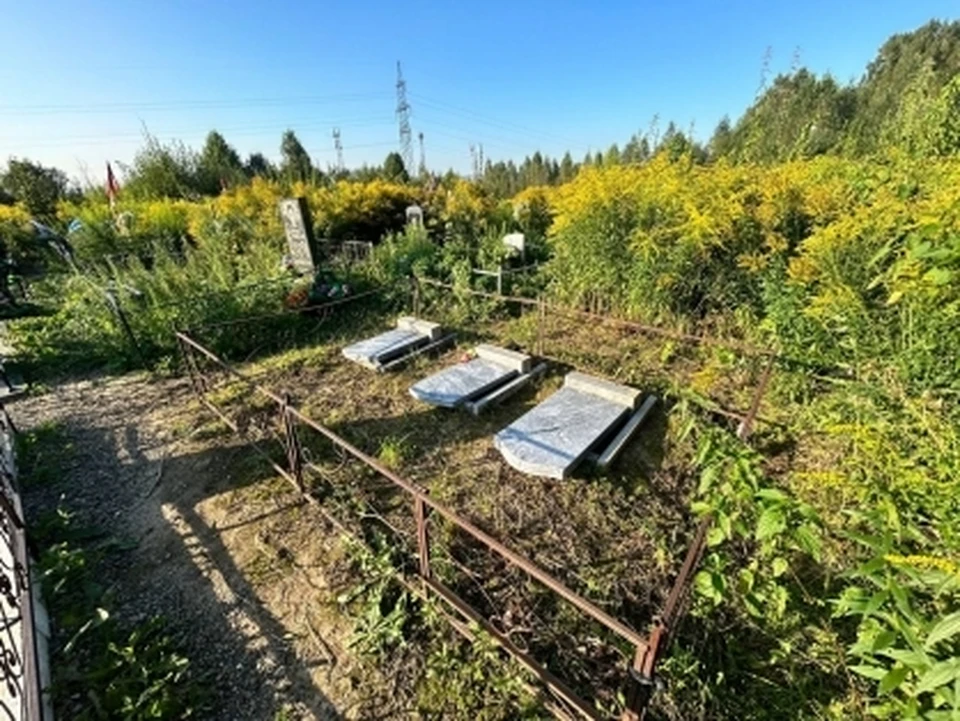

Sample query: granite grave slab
[494,372,641,479]
[342,317,443,369]
[410,345,533,408]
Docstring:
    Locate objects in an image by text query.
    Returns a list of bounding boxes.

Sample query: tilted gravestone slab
[410,358,519,408]
[279,197,318,273]
[494,373,640,479]
[342,328,426,369]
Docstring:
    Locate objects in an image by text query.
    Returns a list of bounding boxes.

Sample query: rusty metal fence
[175,284,775,720]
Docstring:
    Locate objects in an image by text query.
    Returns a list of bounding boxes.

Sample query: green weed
[22,429,205,719]
[377,434,411,470]
[16,420,71,487]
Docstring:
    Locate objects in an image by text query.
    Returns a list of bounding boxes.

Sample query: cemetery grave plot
[177,292,774,718]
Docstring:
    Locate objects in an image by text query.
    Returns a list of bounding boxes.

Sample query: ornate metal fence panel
[0,407,46,720]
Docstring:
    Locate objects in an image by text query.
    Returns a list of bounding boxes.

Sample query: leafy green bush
[691,427,823,619]
[367,225,438,287]
[837,518,960,719]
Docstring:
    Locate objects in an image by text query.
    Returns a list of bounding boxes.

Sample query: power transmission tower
[469,144,478,179]
[333,127,344,173]
[395,61,414,174]
[478,144,484,176]
[418,132,426,176]
[757,46,773,97]
[791,46,802,74]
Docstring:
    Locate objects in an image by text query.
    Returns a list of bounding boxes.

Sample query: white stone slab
[410,358,517,408]
[475,344,532,373]
[564,371,641,409]
[396,316,443,341]
[494,386,631,479]
[342,328,426,368]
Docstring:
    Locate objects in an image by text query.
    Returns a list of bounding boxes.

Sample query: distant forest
[480,20,960,195]
[3,20,960,210]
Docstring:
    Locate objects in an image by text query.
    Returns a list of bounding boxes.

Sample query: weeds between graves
[181,278,957,720]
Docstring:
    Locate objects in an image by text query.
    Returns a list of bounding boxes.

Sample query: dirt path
[11,372,388,720]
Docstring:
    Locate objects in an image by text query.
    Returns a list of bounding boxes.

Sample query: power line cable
[10,118,394,144]
[1,91,392,115]
[411,92,585,147]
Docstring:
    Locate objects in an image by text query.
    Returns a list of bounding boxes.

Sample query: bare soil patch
[13,372,393,720]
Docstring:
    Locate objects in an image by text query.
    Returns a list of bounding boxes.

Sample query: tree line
[4,18,960,217]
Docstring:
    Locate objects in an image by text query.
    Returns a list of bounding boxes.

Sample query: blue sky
[1,0,957,183]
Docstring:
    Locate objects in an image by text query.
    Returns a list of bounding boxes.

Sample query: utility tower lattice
[333,128,344,172]
[395,62,414,174]
[757,46,773,97]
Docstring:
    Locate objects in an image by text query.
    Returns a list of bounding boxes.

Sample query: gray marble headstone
[279,197,318,273]
[494,387,631,479]
[410,358,518,408]
[342,328,426,368]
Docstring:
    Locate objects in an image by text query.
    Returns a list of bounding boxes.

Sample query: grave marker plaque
[279,197,318,273]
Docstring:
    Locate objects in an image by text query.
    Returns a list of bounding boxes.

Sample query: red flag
[105,162,120,207]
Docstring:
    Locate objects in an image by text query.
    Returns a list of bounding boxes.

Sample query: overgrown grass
[335,534,547,720]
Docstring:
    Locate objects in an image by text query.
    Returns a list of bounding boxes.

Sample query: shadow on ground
[14,375,371,721]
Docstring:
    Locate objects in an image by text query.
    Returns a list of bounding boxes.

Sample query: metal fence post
[281,394,305,493]
[104,288,144,366]
[737,355,776,441]
[412,275,421,318]
[536,297,546,357]
[621,625,663,721]
[177,335,205,397]
[414,496,431,579]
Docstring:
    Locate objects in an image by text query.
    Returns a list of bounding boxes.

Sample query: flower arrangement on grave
[284,271,351,311]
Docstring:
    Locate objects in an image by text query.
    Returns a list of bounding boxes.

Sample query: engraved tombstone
[279,197,318,273]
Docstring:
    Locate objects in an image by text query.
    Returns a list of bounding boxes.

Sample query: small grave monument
[409,345,533,409]
[502,232,525,260]
[279,197,318,273]
[406,204,424,227]
[342,316,445,371]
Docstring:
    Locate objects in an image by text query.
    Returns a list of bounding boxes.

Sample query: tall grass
[8,224,293,373]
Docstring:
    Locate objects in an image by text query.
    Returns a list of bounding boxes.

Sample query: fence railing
[0,407,47,721]
[174,287,774,720]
